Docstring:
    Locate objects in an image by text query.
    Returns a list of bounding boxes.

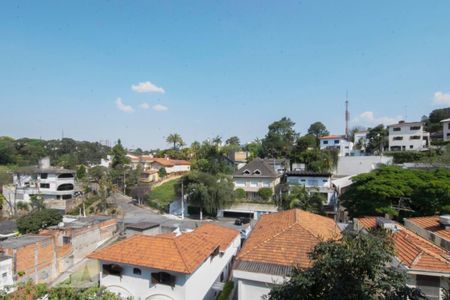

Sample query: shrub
[234,188,246,200]
[258,188,273,201]
[218,281,234,300]
[17,209,63,234]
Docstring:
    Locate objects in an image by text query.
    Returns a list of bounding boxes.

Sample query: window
[102,264,123,276]
[243,169,250,175]
[58,173,74,179]
[57,183,74,191]
[393,136,403,141]
[253,169,261,175]
[410,135,420,140]
[62,194,72,200]
[40,173,48,179]
[2,272,6,279]
[151,272,176,286]
[63,236,71,244]
[133,268,142,275]
[416,275,440,300]
[323,141,328,145]
[40,183,50,189]
[334,140,339,144]
[410,126,421,130]
[410,145,414,149]
[393,127,401,132]
[322,180,328,183]
[448,123,450,129]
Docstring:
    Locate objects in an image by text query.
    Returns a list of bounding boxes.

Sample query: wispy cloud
[433,91,450,106]
[153,104,168,112]
[352,111,402,126]
[115,97,134,113]
[131,81,165,93]
[140,102,150,110]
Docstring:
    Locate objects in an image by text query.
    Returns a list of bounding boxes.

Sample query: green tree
[366,125,388,154]
[258,187,273,201]
[268,229,425,300]
[76,165,87,180]
[283,185,325,214]
[262,117,298,158]
[225,136,240,146]
[234,188,246,200]
[158,167,167,179]
[17,209,62,234]
[307,122,329,147]
[166,133,185,150]
[245,139,264,160]
[111,139,130,168]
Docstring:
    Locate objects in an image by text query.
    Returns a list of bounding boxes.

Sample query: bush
[217,281,234,300]
[17,209,63,234]
[234,188,246,200]
[385,151,426,163]
[258,188,273,201]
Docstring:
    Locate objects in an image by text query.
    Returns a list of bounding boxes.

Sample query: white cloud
[131,81,165,93]
[433,91,450,105]
[352,111,402,126]
[153,104,168,112]
[140,102,150,110]
[115,97,134,113]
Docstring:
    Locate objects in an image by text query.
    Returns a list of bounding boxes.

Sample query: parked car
[234,217,251,226]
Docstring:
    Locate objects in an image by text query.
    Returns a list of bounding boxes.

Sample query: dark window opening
[63,236,71,244]
[62,194,72,200]
[58,173,74,179]
[410,136,420,140]
[151,272,176,286]
[323,141,328,144]
[40,183,50,189]
[393,136,403,141]
[40,173,48,179]
[102,264,123,277]
[410,126,421,130]
[334,140,339,144]
[393,127,401,131]
[57,183,74,191]
[133,268,142,275]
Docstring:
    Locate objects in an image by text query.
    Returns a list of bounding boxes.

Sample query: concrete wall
[237,278,273,300]
[443,121,450,142]
[0,257,14,292]
[335,155,393,176]
[388,123,428,151]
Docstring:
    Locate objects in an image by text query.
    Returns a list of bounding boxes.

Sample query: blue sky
[1,1,450,149]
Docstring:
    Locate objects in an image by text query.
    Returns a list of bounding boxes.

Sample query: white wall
[388,123,429,151]
[233,178,279,192]
[443,121,450,142]
[0,257,14,293]
[335,155,393,176]
[234,270,287,300]
[319,138,353,156]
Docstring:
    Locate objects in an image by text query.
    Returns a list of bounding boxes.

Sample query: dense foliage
[16,209,63,234]
[268,229,425,300]
[257,187,273,201]
[281,185,326,214]
[0,136,110,167]
[425,107,450,134]
[262,117,298,158]
[341,166,450,218]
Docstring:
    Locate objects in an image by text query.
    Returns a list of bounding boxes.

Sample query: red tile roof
[406,216,450,242]
[152,157,191,167]
[237,209,340,269]
[354,217,450,273]
[89,223,238,274]
[319,135,346,139]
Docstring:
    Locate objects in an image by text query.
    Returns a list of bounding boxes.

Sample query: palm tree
[166,133,184,150]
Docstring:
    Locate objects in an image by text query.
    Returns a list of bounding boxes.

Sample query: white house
[232,158,281,200]
[353,131,369,153]
[319,135,353,156]
[441,118,450,142]
[150,158,191,174]
[89,223,240,300]
[233,209,340,300]
[285,171,335,205]
[2,157,76,214]
[387,121,430,151]
[0,255,14,293]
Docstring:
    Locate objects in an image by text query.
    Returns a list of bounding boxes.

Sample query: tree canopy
[365,125,388,154]
[268,229,425,300]
[341,166,450,218]
[16,209,63,234]
[262,117,298,158]
[166,133,185,150]
[307,121,329,146]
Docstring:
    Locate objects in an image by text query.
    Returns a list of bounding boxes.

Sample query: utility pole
[123,169,126,195]
[181,179,184,220]
[345,91,350,140]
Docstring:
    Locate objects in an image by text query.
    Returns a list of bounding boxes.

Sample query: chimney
[439,215,450,230]
[376,217,398,232]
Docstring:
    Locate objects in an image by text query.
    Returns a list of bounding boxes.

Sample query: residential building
[233,158,281,200]
[227,151,250,170]
[140,169,159,183]
[89,223,241,300]
[233,209,341,300]
[217,202,278,220]
[2,157,76,214]
[263,158,290,175]
[354,217,450,300]
[353,131,368,150]
[387,121,430,151]
[285,171,335,205]
[404,215,450,251]
[127,154,154,170]
[150,157,191,174]
[0,215,117,285]
[0,255,14,293]
[441,118,450,142]
[319,135,354,156]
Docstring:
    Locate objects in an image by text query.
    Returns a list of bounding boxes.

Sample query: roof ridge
[173,236,191,273]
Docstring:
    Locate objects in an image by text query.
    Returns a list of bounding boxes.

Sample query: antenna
[345,91,350,140]
[404,105,408,122]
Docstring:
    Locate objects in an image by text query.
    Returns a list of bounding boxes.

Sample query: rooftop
[89,223,239,274]
[0,220,17,235]
[355,217,450,273]
[14,166,75,174]
[406,216,450,242]
[234,158,279,178]
[319,135,347,140]
[152,157,191,167]
[286,170,332,177]
[387,121,423,127]
[235,209,340,274]
[440,118,450,123]
[0,235,51,249]
[125,222,160,230]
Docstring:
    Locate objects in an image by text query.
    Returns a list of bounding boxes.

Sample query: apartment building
[387,121,430,151]
[319,135,353,156]
[441,118,450,142]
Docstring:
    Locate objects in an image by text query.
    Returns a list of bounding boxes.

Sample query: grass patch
[147,179,178,212]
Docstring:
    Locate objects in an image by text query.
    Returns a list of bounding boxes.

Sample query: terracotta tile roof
[354,217,450,273]
[406,216,450,242]
[89,223,238,274]
[193,223,239,251]
[237,209,340,269]
[319,135,346,139]
[152,157,191,167]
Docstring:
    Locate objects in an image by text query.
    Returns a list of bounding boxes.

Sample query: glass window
[334,140,339,144]
[40,183,50,189]
[40,173,48,179]
[410,126,421,130]
[151,272,176,286]
[393,127,401,131]
[133,268,142,275]
[323,140,328,144]
[393,136,403,141]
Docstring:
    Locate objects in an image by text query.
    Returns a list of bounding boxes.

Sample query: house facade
[89,223,240,300]
[441,118,450,142]
[387,121,430,151]
[319,135,353,156]
[0,255,14,293]
[233,209,341,300]
[2,157,76,214]
[354,217,450,300]
[285,171,336,205]
[233,158,281,201]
